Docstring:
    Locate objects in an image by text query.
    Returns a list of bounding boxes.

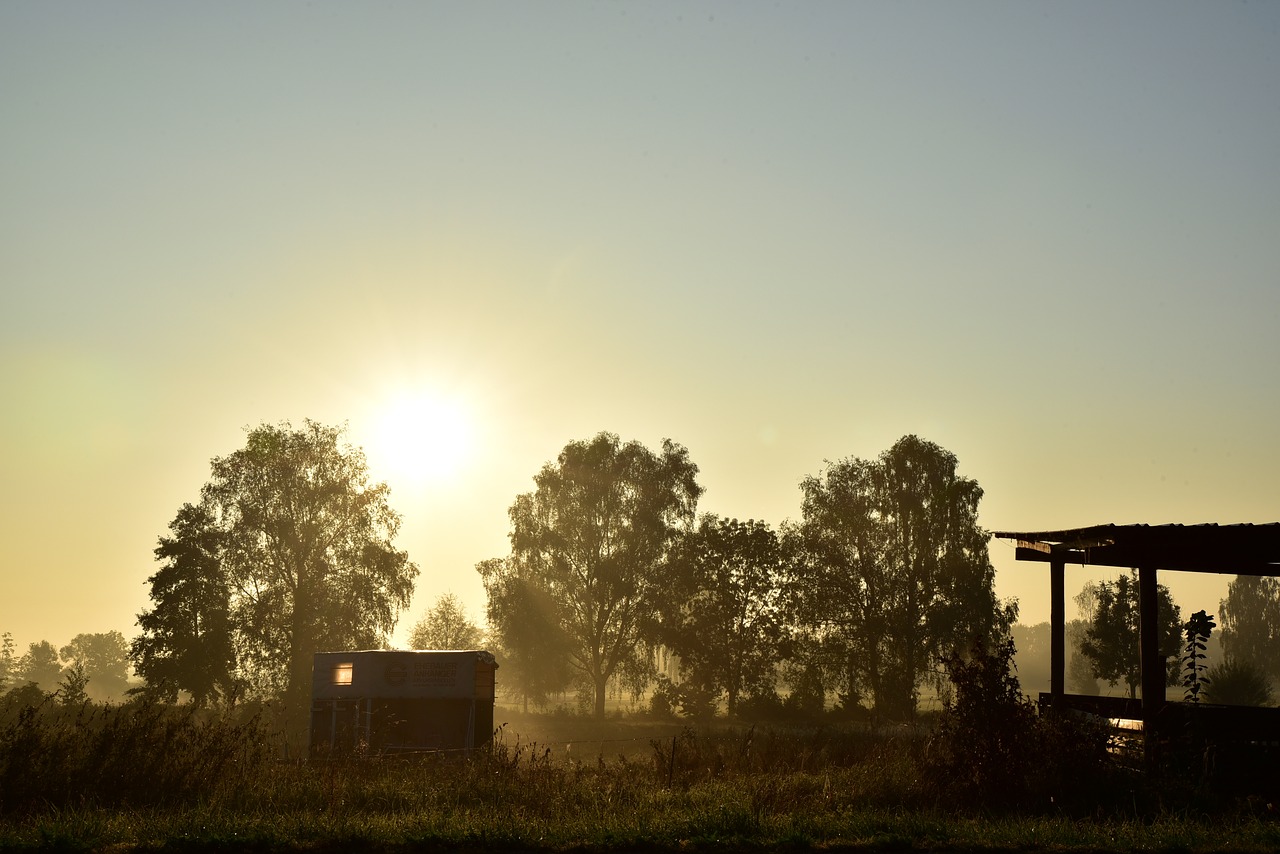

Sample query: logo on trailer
[383,661,408,686]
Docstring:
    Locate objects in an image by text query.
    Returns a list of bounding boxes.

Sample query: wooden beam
[1015,546,1086,564]
[1050,556,1065,705]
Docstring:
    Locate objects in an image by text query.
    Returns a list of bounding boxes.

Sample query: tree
[656,515,789,717]
[57,663,90,707]
[1066,619,1101,695]
[0,632,14,692]
[495,432,702,718]
[60,631,131,701]
[787,435,1013,720]
[132,420,418,726]
[1218,575,1280,688]
[1076,571,1182,699]
[132,502,238,706]
[478,557,574,712]
[408,593,485,650]
[16,640,62,692]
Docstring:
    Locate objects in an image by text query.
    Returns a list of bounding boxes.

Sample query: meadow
[1,695,1278,852]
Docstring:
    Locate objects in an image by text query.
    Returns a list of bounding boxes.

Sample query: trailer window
[333,662,353,685]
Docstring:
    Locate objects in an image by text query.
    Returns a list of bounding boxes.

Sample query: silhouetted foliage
[656,515,789,717]
[928,638,1119,811]
[651,674,719,720]
[132,421,418,729]
[1204,658,1274,707]
[56,663,89,708]
[407,592,485,650]
[132,502,238,706]
[1077,571,1181,699]
[1181,610,1215,704]
[929,638,1037,805]
[786,436,1014,720]
[0,682,47,716]
[1218,575,1280,688]
[494,432,702,718]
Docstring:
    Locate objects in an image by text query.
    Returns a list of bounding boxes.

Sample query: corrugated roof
[992,523,1280,575]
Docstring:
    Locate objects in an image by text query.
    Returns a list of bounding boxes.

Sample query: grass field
[1,700,1278,852]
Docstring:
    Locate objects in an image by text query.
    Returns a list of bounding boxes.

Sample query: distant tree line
[0,630,131,704]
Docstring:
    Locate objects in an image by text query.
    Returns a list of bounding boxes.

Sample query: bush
[648,684,676,718]
[928,638,1037,806]
[927,638,1120,812]
[734,690,788,723]
[1204,659,1274,707]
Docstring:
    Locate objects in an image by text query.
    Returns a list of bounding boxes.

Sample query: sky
[3,2,1278,658]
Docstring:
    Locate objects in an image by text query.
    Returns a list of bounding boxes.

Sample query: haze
[3,2,1277,656]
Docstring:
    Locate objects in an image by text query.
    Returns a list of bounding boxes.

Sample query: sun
[365,389,475,487]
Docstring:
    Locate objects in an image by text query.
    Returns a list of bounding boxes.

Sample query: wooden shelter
[309,649,497,758]
[993,523,1280,743]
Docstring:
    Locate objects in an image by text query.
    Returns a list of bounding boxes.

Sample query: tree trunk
[594,674,607,718]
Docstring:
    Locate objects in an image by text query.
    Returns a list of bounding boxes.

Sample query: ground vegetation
[0,688,1275,852]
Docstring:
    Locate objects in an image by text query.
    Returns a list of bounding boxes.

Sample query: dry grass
[1,701,1278,851]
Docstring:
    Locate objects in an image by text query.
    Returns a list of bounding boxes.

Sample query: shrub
[928,638,1037,807]
[927,637,1120,812]
[1204,659,1274,707]
[734,690,788,723]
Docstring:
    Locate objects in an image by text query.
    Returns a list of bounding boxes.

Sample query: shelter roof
[992,523,1280,576]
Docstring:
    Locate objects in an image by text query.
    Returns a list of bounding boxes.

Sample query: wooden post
[1050,554,1066,706]
[1138,564,1162,761]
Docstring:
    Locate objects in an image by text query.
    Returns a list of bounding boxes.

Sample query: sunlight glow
[367,389,475,488]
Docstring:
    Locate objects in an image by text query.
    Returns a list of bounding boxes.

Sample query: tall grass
[1,701,1277,851]
[0,696,273,812]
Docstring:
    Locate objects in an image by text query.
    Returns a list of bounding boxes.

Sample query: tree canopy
[16,640,62,692]
[408,593,485,650]
[787,435,1012,720]
[656,515,789,716]
[492,432,702,718]
[1218,575,1280,689]
[60,631,131,701]
[1076,570,1182,699]
[131,502,237,706]
[0,633,15,693]
[131,420,418,725]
